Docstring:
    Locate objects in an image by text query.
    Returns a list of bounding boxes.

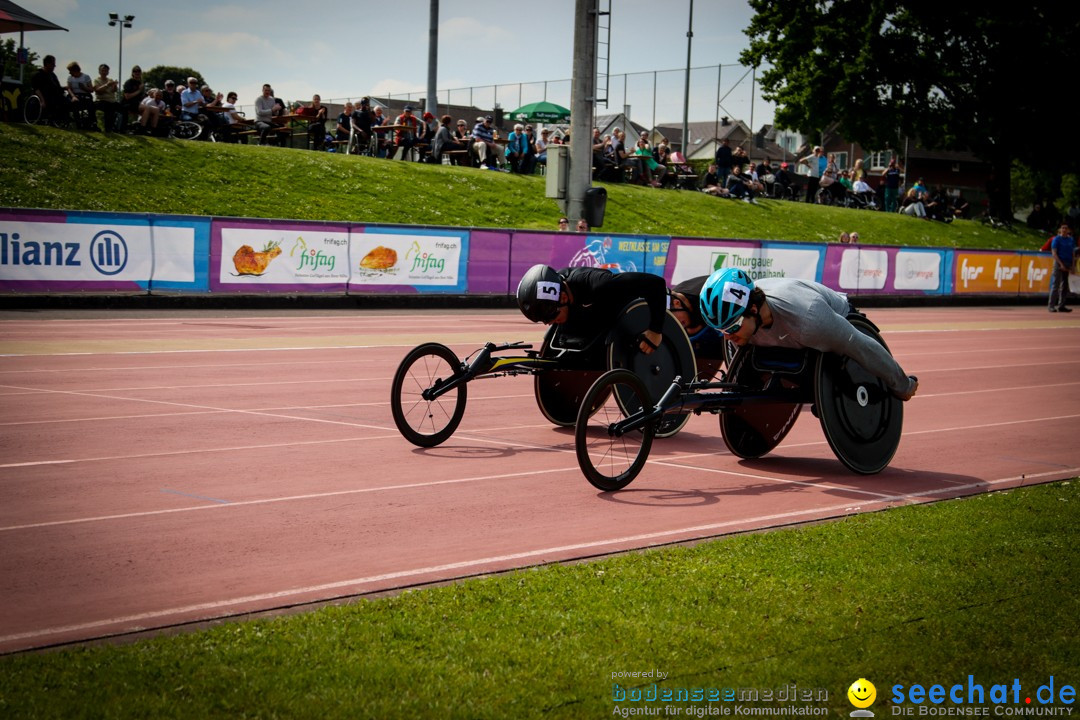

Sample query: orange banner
[954,252,1025,294]
[1019,255,1055,294]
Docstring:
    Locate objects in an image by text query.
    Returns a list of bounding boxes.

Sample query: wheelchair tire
[576,369,655,492]
[534,325,606,427]
[391,343,467,447]
[814,317,903,474]
[719,345,805,459]
[23,94,42,125]
[170,120,203,140]
[606,302,696,438]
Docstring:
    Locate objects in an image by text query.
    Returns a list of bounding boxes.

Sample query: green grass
[1,481,1076,719]
[0,123,1043,250]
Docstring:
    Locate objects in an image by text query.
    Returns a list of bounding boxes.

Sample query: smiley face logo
[848,679,877,709]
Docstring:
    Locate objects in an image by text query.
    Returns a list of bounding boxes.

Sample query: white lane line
[0,377,392,394]
[1,467,1071,647]
[0,466,577,532]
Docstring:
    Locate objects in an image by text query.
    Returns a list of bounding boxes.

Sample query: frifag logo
[405,240,449,274]
[290,236,336,273]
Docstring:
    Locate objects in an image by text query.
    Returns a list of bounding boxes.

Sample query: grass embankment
[0,123,1042,250]
[1,482,1076,718]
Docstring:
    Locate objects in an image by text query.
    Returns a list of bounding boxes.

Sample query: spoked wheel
[23,94,42,125]
[576,369,655,492]
[170,120,203,140]
[390,343,468,447]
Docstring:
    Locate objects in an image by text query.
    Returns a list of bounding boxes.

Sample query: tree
[741,1,1080,219]
[143,65,206,92]
[1,38,40,82]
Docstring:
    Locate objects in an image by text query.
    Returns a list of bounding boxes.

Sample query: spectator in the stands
[65,61,95,128]
[93,63,121,132]
[31,55,69,125]
[296,94,328,150]
[471,115,499,169]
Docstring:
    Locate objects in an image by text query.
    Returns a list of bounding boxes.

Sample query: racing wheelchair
[390,301,698,447]
[574,313,904,490]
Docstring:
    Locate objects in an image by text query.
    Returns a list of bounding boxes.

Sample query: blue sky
[19,0,774,127]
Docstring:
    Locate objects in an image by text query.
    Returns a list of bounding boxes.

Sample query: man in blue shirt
[1049,223,1076,312]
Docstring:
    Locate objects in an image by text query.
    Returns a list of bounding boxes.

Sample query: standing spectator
[121,65,146,129]
[254,83,277,146]
[714,138,733,186]
[387,105,423,160]
[296,94,328,150]
[65,61,95,128]
[351,97,373,153]
[1048,223,1076,312]
[523,124,538,174]
[798,146,825,204]
[93,63,121,132]
[882,157,902,213]
[30,55,68,125]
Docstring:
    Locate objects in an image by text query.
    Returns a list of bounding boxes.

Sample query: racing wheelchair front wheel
[575,369,655,492]
[391,342,467,447]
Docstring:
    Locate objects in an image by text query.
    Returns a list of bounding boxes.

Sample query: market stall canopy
[0,0,67,33]
[509,101,571,124]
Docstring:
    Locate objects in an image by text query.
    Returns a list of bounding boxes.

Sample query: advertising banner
[212,220,351,293]
[0,210,208,293]
[1017,253,1054,295]
[954,251,1024,294]
[507,232,663,290]
[666,239,823,286]
[820,246,945,295]
[349,226,469,294]
[467,230,512,294]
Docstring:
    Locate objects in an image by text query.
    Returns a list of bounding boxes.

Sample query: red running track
[1,306,1078,653]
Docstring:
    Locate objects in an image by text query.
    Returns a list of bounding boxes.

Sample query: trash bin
[584,186,607,229]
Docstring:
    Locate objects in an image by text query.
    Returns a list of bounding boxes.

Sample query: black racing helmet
[516,264,564,323]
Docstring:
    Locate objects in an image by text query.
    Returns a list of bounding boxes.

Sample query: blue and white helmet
[700,268,754,332]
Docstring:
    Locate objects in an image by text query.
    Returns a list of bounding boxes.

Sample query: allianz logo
[0,230,128,275]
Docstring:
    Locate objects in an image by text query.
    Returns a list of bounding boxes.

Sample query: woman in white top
[66,61,96,129]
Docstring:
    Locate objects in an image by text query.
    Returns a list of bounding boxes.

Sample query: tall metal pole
[426,0,438,116]
[568,0,598,223]
[681,0,693,158]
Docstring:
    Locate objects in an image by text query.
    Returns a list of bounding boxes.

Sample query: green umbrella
[509,101,571,124]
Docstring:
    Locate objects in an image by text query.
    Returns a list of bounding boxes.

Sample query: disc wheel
[719,345,805,459]
[606,303,696,439]
[170,120,203,140]
[575,369,655,492]
[391,343,467,447]
[534,324,606,427]
[814,317,903,474]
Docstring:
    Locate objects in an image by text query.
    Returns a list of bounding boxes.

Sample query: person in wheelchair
[667,276,728,373]
[700,268,919,401]
[516,264,667,365]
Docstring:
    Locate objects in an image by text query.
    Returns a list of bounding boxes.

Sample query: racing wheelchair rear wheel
[576,369,655,492]
[391,343,467,447]
[814,316,903,474]
[719,345,808,459]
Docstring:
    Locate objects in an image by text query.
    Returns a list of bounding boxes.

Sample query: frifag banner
[954,252,1024,294]
[350,227,468,293]
[213,221,350,292]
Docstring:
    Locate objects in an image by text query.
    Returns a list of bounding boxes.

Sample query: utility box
[584,186,607,228]
[545,145,569,201]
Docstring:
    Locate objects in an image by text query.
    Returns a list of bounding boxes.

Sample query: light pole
[107,13,135,78]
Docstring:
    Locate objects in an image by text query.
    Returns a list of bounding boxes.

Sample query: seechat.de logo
[90,230,128,276]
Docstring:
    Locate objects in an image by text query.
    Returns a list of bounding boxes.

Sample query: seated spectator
[432,114,467,164]
[199,84,228,137]
[336,102,354,142]
[454,118,469,142]
[536,128,550,168]
[925,189,952,222]
[653,137,671,166]
[471,115,499,169]
[138,88,166,134]
[93,63,121,132]
[852,175,875,206]
[161,79,181,118]
[773,161,794,198]
[121,65,147,129]
[633,136,666,187]
[758,158,776,195]
[899,188,927,218]
[217,91,244,142]
[850,232,860,243]
[65,61,96,128]
[504,123,530,173]
[387,105,423,160]
[726,164,757,201]
[180,77,204,120]
[31,55,69,125]
[296,94,328,150]
[950,191,970,219]
[701,163,731,196]
[612,128,641,183]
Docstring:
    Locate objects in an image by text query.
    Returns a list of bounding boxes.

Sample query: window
[868,151,893,170]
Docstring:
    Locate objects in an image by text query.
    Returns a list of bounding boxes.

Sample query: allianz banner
[0,209,209,292]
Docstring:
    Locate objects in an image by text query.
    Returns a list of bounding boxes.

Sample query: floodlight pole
[108,13,134,78]
[426,0,438,117]
[567,0,598,223]
[682,0,693,156]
